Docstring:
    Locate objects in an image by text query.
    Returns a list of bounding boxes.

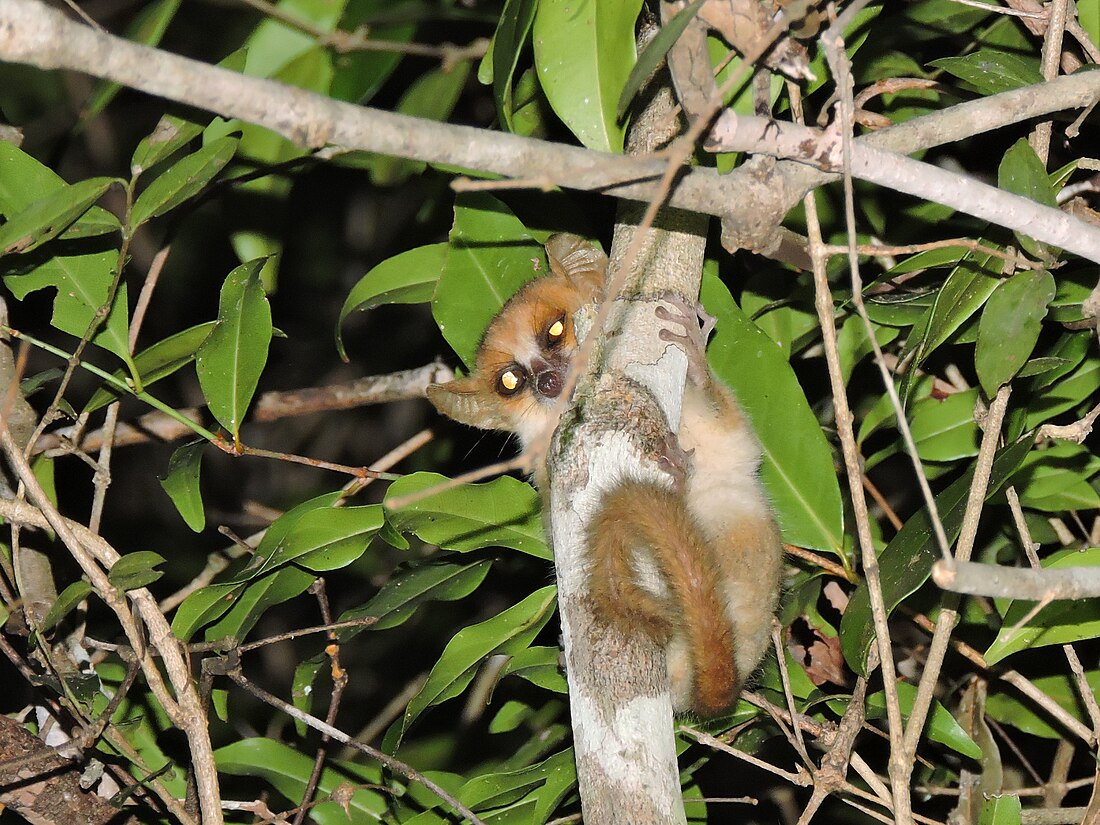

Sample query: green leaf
[339,559,492,633]
[986,548,1100,664]
[171,494,341,640]
[400,586,557,737]
[909,388,980,462]
[986,670,1100,738]
[0,142,119,241]
[204,565,318,643]
[491,0,539,131]
[84,322,216,413]
[841,438,1033,674]
[131,50,248,174]
[998,140,1058,257]
[930,49,1042,95]
[701,272,844,556]
[616,0,705,120]
[1024,352,1100,429]
[130,136,238,227]
[432,193,544,368]
[40,580,92,633]
[1011,442,1100,512]
[159,440,206,532]
[217,739,388,824]
[336,243,446,360]
[4,250,135,368]
[998,139,1057,207]
[1015,356,1071,379]
[979,794,1021,825]
[108,551,167,591]
[260,505,384,573]
[836,313,899,386]
[0,177,116,256]
[500,646,568,693]
[532,0,642,152]
[858,682,980,759]
[903,252,1000,397]
[196,259,273,441]
[385,472,548,559]
[330,9,414,105]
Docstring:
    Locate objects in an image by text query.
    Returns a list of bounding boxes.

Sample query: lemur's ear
[545,233,607,301]
[426,378,510,431]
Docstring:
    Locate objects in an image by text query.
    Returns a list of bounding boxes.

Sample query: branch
[3,0,1100,260]
[707,113,1100,264]
[0,488,223,824]
[933,559,1100,600]
[546,69,708,824]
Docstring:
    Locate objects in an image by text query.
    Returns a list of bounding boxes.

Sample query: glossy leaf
[858,682,980,758]
[532,0,642,152]
[841,438,1032,674]
[930,49,1042,95]
[981,271,1056,393]
[196,259,272,441]
[836,313,899,386]
[986,548,1100,664]
[1024,352,1100,429]
[216,738,388,824]
[500,646,568,693]
[4,250,135,368]
[339,559,493,634]
[330,7,414,104]
[902,252,999,401]
[400,586,557,737]
[979,794,1021,825]
[171,494,340,640]
[159,440,206,532]
[490,0,538,131]
[259,505,384,573]
[131,136,238,227]
[40,580,92,634]
[203,565,318,643]
[986,670,1100,738]
[998,140,1058,257]
[385,472,548,559]
[131,49,247,173]
[909,389,980,462]
[1011,442,1100,512]
[108,551,167,591]
[432,193,544,368]
[0,177,116,256]
[336,242,446,359]
[702,273,844,556]
[0,142,119,241]
[85,322,216,413]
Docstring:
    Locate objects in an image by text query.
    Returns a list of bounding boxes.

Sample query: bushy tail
[586,481,738,717]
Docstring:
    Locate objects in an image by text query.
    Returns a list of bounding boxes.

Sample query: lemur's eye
[545,316,566,346]
[496,366,526,396]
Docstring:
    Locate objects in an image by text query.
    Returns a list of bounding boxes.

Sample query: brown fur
[588,482,739,716]
[427,233,783,718]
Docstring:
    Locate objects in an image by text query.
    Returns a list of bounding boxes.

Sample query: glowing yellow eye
[498,368,524,395]
[548,319,565,340]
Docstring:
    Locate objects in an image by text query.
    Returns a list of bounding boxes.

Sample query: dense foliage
[1,0,1100,823]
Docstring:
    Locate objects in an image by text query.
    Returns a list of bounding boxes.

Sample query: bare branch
[933,559,1100,600]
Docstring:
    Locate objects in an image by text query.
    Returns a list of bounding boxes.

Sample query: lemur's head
[427,234,608,451]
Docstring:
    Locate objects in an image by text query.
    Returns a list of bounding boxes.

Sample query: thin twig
[229,667,486,825]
